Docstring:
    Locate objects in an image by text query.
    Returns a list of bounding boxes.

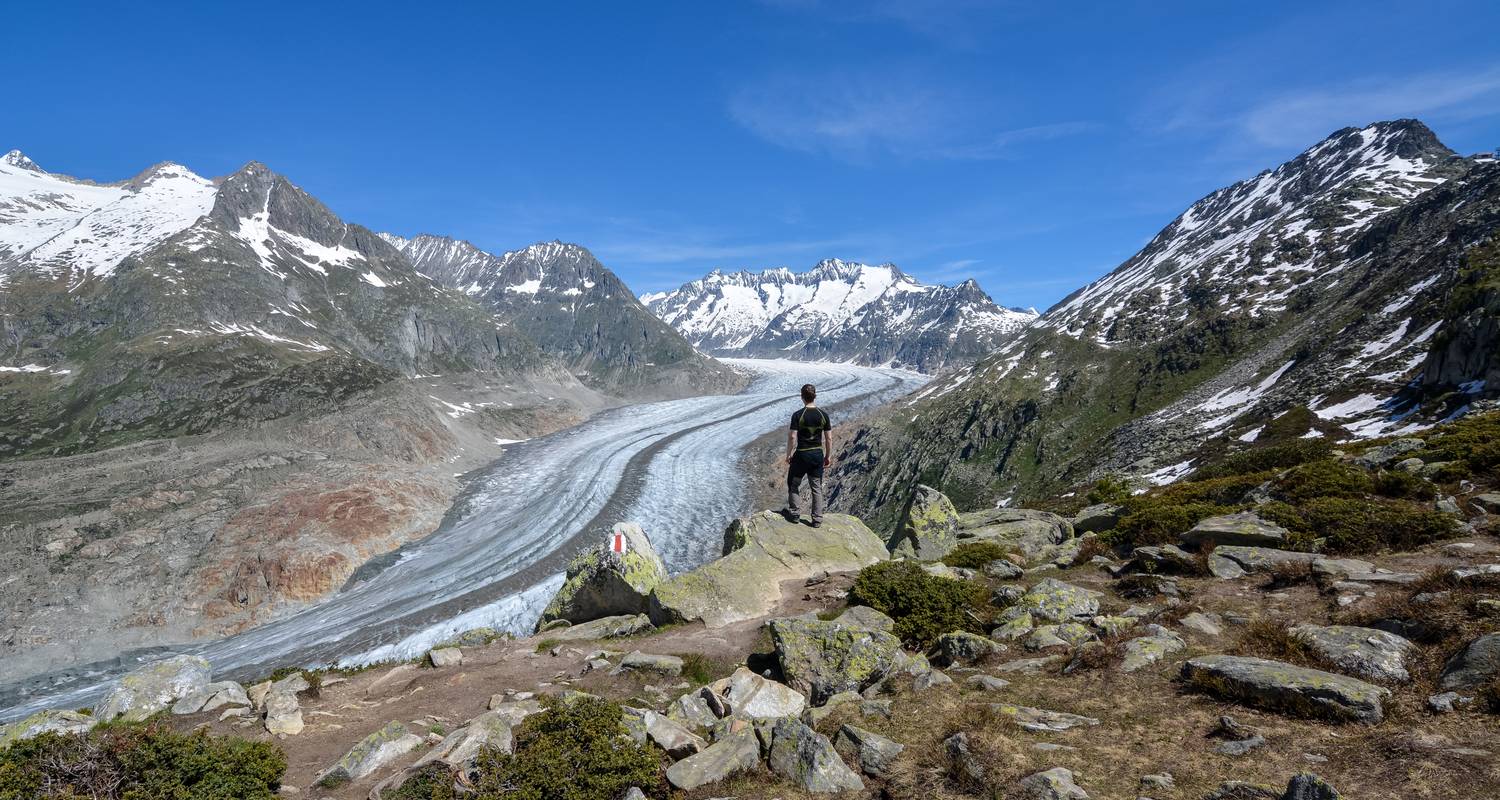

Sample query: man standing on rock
[783,383,832,528]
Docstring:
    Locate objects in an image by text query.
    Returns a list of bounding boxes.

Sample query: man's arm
[786,427,797,464]
[823,428,833,467]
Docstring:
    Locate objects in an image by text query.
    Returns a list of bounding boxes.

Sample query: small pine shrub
[1085,476,1131,505]
[1297,497,1457,554]
[386,762,458,800]
[1191,438,1332,480]
[1274,459,1374,503]
[1113,501,1234,547]
[848,561,985,648]
[468,696,660,800]
[0,722,285,800]
[941,541,1010,569]
[1373,470,1435,500]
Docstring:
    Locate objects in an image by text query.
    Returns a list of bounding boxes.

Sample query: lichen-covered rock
[1017,767,1090,799]
[1212,545,1319,573]
[415,710,515,770]
[547,613,653,641]
[665,729,763,791]
[94,655,212,722]
[171,680,249,715]
[624,708,707,760]
[1124,544,1201,574]
[618,651,684,676]
[889,484,961,560]
[1290,624,1416,683]
[1283,772,1341,799]
[263,691,304,736]
[0,710,95,746]
[955,508,1073,564]
[1180,512,1289,549]
[1181,655,1389,724]
[1023,623,1094,651]
[984,559,1024,579]
[1356,437,1425,468]
[316,721,423,787]
[834,724,904,778]
[988,704,1099,732]
[1072,503,1123,534]
[713,667,808,719]
[934,631,1005,666]
[834,605,896,633]
[766,717,864,793]
[1120,625,1185,672]
[992,612,1036,641]
[541,522,667,625]
[650,512,887,628]
[1000,578,1102,625]
[1440,632,1500,691]
[769,618,904,704]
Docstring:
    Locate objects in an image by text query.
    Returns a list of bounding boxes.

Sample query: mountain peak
[2,150,44,173]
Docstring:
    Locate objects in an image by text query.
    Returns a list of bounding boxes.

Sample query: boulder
[1439,633,1500,691]
[541,522,667,625]
[650,512,887,627]
[94,655,212,722]
[415,711,515,769]
[315,722,424,787]
[1017,767,1090,799]
[1452,564,1500,586]
[834,724,904,778]
[618,651,684,676]
[1180,513,1289,549]
[889,484,961,559]
[1181,655,1389,724]
[1072,503,1123,535]
[1212,545,1319,573]
[1179,612,1225,637]
[768,617,905,704]
[713,667,808,720]
[833,605,896,633]
[626,708,707,760]
[934,631,1005,666]
[965,674,1011,692]
[766,717,864,793]
[1472,493,1500,514]
[987,704,1100,732]
[665,729,763,791]
[1123,544,1201,575]
[984,559,1024,579]
[1000,578,1102,625]
[1283,773,1341,800]
[1024,623,1095,651]
[1120,626,1185,672]
[547,613,653,641]
[956,508,1074,564]
[427,647,462,668]
[0,710,95,746]
[1289,624,1416,683]
[172,680,249,715]
[263,691,304,736]
[1356,437,1425,468]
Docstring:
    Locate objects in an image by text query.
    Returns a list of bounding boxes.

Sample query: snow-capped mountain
[383,234,729,393]
[829,120,1500,531]
[642,259,1036,372]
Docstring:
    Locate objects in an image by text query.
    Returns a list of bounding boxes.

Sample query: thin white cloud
[728,69,1092,162]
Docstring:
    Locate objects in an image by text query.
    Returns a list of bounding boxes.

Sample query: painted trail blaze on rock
[1181,654,1390,724]
[541,521,666,625]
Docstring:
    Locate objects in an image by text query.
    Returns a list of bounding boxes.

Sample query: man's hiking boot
[779,508,799,523]
[809,519,822,528]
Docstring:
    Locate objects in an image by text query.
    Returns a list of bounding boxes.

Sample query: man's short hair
[800,384,816,403]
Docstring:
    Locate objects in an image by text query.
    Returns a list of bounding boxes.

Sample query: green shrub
[848,561,985,648]
[1191,438,1332,480]
[1407,411,1500,477]
[1373,470,1435,500]
[468,696,659,800]
[386,762,457,800]
[0,722,285,800]
[676,653,733,686]
[1273,459,1373,503]
[1085,476,1131,505]
[1112,501,1234,547]
[941,541,1011,569]
[1297,497,1457,554]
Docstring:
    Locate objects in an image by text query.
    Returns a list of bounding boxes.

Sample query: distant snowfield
[0,358,926,721]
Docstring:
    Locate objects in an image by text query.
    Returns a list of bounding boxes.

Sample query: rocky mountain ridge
[643,259,1037,372]
[827,120,1500,532]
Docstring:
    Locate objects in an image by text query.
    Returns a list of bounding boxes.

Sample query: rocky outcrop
[1180,513,1290,549]
[541,522,666,625]
[955,508,1074,564]
[93,655,212,722]
[665,729,763,791]
[769,617,905,704]
[1072,503,1122,534]
[315,721,424,788]
[889,484,961,559]
[1289,624,1416,683]
[0,709,96,746]
[1181,655,1390,724]
[649,512,886,627]
[766,717,864,793]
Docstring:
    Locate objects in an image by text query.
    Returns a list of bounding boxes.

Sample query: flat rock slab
[649,512,887,628]
[618,651,684,676]
[1181,655,1389,724]
[1290,624,1416,683]
[548,613,654,641]
[834,723,904,778]
[766,717,864,793]
[1181,513,1289,549]
[665,729,763,791]
[1212,545,1319,573]
[316,721,423,787]
[988,704,1100,732]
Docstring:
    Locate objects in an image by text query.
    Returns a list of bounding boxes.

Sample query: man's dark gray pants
[787,457,824,522]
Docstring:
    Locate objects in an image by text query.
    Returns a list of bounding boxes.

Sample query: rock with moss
[665,729,763,791]
[650,512,887,628]
[94,654,212,722]
[1355,437,1426,468]
[1025,622,1095,651]
[548,613,653,641]
[833,723,904,778]
[1073,503,1123,534]
[1289,624,1416,683]
[987,704,1100,732]
[769,617,904,704]
[1181,655,1389,724]
[1439,632,1500,691]
[1000,578,1101,626]
[992,612,1036,641]
[415,710,515,770]
[1212,546,1319,573]
[316,721,424,787]
[1180,512,1290,549]
[766,717,864,793]
[1120,625,1185,672]
[541,522,667,625]
[0,709,96,746]
[1017,767,1090,799]
[834,605,896,633]
[1284,772,1341,799]
[955,508,1074,564]
[934,631,1006,666]
[889,484,961,559]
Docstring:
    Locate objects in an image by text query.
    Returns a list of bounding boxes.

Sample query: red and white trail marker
[611,532,628,554]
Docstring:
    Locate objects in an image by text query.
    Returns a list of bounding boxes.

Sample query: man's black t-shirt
[790,407,832,455]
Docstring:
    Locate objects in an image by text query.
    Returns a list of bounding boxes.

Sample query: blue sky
[7,1,1500,310]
